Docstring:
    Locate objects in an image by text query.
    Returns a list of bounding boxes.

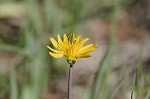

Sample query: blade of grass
[24,0,44,36]
[10,64,18,99]
[89,0,121,98]
[44,0,62,34]
[134,49,143,99]
[145,90,150,99]
[110,65,126,99]
[0,44,21,53]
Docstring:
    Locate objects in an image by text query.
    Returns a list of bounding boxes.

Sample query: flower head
[47,33,97,62]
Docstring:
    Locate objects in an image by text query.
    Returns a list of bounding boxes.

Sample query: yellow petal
[63,34,71,47]
[57,34,63,44]
[66,47,71,56]
[58,44,66,52]
[49,52,63,58]
[76,38,89,51]
[72,33,75,44]
[78,44,97,55]
[76,36,81,44]
[80,38,89,47]
[58,34,69,51]
[77,54,91,58]
[68,55,77,61]
[63,41,70,48]
[47,45,60,53]
[71,57,76,61]
[63,34,68,43]
[50,37,58,48]
[72,36,81,47]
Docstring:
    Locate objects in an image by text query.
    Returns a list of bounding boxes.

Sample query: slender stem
[131,91,133,99]
[68,64,73,99]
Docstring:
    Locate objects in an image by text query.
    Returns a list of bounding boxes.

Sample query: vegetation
[0,0,150,99]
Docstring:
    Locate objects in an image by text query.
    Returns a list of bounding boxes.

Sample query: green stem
[68,64,73,99]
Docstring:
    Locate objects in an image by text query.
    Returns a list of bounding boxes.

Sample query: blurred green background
[0,0,150,99]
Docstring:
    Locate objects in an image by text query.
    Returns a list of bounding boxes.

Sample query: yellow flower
[47,33,97,62]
